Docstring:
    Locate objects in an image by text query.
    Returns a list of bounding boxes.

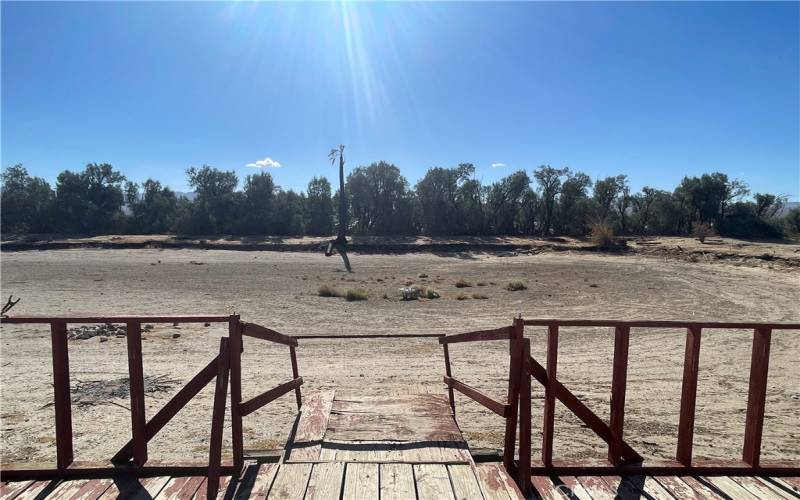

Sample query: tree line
[2,162,798,239]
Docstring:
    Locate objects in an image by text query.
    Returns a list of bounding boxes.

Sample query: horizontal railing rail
[241,322,298,346]
[443,376,510,416]
[240,377,304,417]
[438,326,512,344]
[0,315,232,324]
[523,318,800,329]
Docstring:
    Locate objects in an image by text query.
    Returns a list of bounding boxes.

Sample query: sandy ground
[1,248,798,468]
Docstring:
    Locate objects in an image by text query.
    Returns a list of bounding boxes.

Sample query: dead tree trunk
[326,144,352,272]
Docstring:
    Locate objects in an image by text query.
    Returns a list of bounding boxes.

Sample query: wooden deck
[1,391,798,499]
[284,391,471,464]
[2,466,799,499]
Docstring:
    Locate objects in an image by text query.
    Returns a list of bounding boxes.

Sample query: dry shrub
[456,293,469,301]
[455,278,472,288]
[317,284,340,297]
[472,292,488,300]
[692,222,715,243]
[345,288,368,301]
[590,222,616,250]
[421,287,440,299]
[505,281,527,291]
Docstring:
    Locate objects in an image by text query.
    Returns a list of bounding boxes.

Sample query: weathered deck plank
[286,391,335,463]
[679,476,724,499]
[233,463,279,499]
[0,481,34,500]
[98,476,171,500]
[558,476,592,500]
[156,477,204,500]
[47,479,88,500]
[414,464,455,500]
[326,413,463,441]
[731,476,794,500]
[448,465,483,500]
[268,463,312,499]
[530,476,563,500]
[704,476,760,500]
[304,463,344,500]
[70,478,114,500]
[16,480,61,500]
[758,477,800,498]
[474,464,523,500]
[576,476,616,500]
[654,476,710,499]
[342,463,378,500]
[379,464,415,500]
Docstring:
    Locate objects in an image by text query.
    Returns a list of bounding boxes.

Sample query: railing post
[743,326,772,467]
[289,345,302,410]
[442,343,456,416]
[677,326,701,466]
[228,315,244,470]
[126,321,148,466]
[542,324,558,466]
[517,339,531,494]
[608,325,630,465]
[503,318,524,473]
[207,337,230,500]
[50,321,73,470]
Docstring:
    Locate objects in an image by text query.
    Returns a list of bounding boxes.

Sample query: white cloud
[491,162,506,168]
[246,157,281,169]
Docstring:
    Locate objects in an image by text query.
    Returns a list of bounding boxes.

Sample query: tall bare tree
[325,145,352,272]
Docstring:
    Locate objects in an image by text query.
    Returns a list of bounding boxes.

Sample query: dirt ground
[1,247,798,468]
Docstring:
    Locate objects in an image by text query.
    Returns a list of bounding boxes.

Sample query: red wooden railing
[511,319,800,494]
[0,314,302,500]
[3,314,798,498]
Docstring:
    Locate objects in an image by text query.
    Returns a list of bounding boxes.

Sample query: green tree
[305,177,333,235]
[533,165,569,236]
[272,190,306,235]
[455,177,485,235]
[124,179,179,233]
[186,165,238,233]
[54,163,126,233]
[346,161,415,235]
[241,171,276,234]
[1,164,55,233]
[486,170,532,234]
[593,174,627,223]
[416,164,474,235]
[557,171,592,236]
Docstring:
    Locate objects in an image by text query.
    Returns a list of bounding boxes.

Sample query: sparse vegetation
[420,286,440,299]
[345,288,368,301]
[456,293,469,300]
[505,281,527,291]
[455,278,472,288]
[317,284,341,297]
[476,282,487,287]
[590,221,616,250]
[472,292,488,299]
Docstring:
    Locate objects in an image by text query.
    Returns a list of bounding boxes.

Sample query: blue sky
[2,1,798,199]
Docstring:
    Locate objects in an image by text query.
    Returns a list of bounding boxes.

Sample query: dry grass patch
[455,278,472,288]
[505,281,527,291]
[590,222,616,250]
[456,293,469,300]
[345,288,369,301]
[472,292,488,299]
[317,284,341,297]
